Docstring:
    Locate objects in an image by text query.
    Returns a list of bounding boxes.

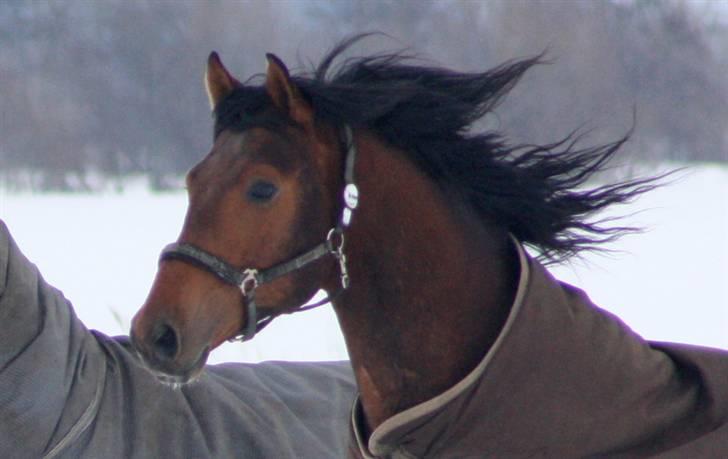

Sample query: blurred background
[0,0,726,361]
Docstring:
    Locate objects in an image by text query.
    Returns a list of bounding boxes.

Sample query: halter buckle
[240,269,260,296]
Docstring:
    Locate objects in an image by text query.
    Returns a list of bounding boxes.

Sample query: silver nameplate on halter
[344,184,359,209]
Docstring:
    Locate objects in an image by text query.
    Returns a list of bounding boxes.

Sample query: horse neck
[330,131,518,432]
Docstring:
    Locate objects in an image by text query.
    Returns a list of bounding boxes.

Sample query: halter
[159,126,358,341]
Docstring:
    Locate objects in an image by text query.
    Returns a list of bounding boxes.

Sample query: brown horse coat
[350,241,728,458]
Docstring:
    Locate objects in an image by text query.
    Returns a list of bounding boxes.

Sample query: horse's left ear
[205,52,241,111]
[265,53,313,127]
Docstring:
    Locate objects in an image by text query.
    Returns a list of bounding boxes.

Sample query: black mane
[216,37,664,264]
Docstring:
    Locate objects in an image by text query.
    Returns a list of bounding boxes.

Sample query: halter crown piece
[159,126,358,341]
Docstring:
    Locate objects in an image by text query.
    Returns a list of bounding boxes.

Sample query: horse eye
[246,180,278,203]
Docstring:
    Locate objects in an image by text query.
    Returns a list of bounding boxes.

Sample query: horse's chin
[136,346,210,389]
[152,368,203,389]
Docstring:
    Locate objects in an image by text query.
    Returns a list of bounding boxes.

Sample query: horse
[130,39,664,442]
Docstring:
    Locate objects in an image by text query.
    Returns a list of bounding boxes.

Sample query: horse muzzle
[130,315,211,385]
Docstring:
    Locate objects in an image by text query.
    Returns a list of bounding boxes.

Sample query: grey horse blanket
[0,221,355,458]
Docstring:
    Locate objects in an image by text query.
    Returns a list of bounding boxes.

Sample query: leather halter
[159,126,358,341]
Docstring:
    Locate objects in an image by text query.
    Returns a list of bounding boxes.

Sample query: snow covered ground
[0,163,725,364]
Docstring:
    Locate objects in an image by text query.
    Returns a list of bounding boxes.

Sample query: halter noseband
[159,126,358,341]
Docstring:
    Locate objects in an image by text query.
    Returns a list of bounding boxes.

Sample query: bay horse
[131,39,660,437]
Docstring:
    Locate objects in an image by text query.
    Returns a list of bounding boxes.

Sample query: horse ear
[205,52,240,111]
[265,53,313,127]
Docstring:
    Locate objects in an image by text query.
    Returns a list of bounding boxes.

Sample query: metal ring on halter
[327,228,345,253]
[327,228,350,289]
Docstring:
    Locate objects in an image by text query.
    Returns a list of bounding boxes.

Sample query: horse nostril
[151,323,180,362]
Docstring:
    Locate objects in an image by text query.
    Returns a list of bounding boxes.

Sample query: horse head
[130,52,346,383]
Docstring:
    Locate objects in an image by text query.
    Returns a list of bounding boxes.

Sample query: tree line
[0,0,725,191]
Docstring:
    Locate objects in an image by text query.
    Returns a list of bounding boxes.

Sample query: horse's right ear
[265,53,313,127]
[205,52,240,111]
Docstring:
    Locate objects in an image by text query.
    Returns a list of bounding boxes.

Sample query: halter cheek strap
[158,126,358,341]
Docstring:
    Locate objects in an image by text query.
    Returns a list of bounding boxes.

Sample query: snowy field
[0,163,725,365]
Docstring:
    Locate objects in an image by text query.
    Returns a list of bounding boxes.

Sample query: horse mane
[215,36,664,264]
